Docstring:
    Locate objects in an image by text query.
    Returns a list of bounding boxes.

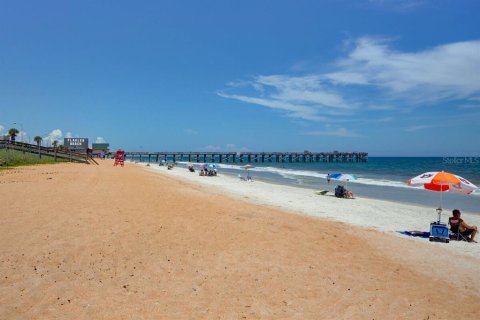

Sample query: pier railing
[124,151,368,163]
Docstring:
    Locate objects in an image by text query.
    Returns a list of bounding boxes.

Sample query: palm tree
[34,136,42,158]
[52,140,58,161]
[8,128,19,143]
[34,136,42,146]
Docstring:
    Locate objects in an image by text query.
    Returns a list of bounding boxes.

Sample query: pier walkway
[124,151,368,163]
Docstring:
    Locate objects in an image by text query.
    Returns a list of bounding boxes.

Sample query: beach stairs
[88,156,99,165]
[0,141,91,164]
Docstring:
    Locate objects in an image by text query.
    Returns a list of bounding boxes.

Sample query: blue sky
[0,0,479,156]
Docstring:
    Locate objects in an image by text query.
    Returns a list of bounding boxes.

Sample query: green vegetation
[0,149,66,168]
[8,128,19,142]
[34,136,43,146]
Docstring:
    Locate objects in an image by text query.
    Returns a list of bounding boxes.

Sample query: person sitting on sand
[335,185,345,198]
[334,185,354,199]
[449,209,477,242]
[345,189,354,199]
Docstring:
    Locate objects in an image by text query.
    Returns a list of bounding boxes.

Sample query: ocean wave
[176,161,480,195]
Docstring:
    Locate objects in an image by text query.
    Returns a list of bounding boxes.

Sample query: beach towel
[398,231,430,238]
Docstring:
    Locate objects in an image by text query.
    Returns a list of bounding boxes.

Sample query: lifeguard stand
[114,150,125,167]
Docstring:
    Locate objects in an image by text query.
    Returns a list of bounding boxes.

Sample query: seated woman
[188,165,195,172]
[344,189,354,199]
[449,209,477,242]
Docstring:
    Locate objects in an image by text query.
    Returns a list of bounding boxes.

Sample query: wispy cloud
[219,37,480,125]
[95,137,106,143]
[0,125,4,134]
[404,124,438,132]
[367,0,427,11]
[458,104,480,110]
[303,127,362,137]
[200,144,250,152]
[184,129,198,135]
[327,37,480,103]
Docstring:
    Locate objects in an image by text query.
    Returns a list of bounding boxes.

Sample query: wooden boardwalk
[0,141,95,164]
[124,151,368,163]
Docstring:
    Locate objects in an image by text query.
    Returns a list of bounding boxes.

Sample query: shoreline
[172,160,480,212]
[140,162,480,258]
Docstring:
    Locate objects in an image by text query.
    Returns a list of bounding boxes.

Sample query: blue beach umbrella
[328,173,357,182]
[328,173,358,194]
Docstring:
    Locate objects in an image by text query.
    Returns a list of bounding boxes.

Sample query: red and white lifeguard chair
[114,150,125,167]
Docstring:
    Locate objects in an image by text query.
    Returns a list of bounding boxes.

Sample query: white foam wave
[175,161,479,195]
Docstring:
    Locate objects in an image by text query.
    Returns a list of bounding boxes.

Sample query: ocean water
[164,157,480,214]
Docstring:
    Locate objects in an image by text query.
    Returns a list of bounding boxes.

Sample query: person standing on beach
[449,209,477,242]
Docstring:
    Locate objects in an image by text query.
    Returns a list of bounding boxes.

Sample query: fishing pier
[124,151,368,163]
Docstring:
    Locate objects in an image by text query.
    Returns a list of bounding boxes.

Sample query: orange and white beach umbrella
[407,171,477,195]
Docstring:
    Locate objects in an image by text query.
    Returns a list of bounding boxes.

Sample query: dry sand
[1,161,479,319]
[148,162,480,258]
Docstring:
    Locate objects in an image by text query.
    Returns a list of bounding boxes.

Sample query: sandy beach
[1,161,479,319]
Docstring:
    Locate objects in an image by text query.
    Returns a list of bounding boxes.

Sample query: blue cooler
[429,222,449,243]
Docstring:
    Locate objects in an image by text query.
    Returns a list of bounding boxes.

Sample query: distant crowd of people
[199,168,217,176]
[186,164,217,176]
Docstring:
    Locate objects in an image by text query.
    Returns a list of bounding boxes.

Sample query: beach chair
[114,150,125,167]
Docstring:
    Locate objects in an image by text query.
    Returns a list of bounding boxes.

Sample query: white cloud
[95,137,106,143]
[225,144,250,152]
[202,145,221,152]
[328,37,480,102]
[458,104,480,110]
[17,131,28,142]
[218,92,330,121]
[303,127,362,137]
[43,129,63,146]
[220,37,480,124]
[184,129,198,135]
[200,144,250,152]
[404,124,440,132]
[65,132,73,138]
[367,0,426,11]
[0,125,4,134]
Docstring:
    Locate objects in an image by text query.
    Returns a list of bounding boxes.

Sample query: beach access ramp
[0,141,96,164]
